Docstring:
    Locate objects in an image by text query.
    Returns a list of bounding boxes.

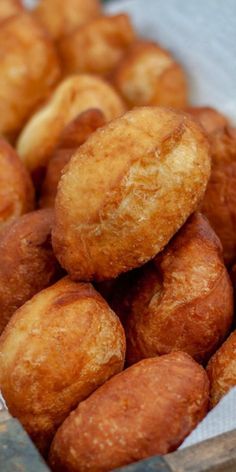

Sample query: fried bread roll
[0,278,125,454]
[0,209,60,333]
[40,109,106,208]
[112,41,188,108]
[52,107,210,281]
[187,107,236,265]
[49,352,209,472]
[58,14,136,77]
[0,0,23,22]
[17,75,126,185]
[124,213,233,365]
[207,331,236,408]
[34,0,101,41]
[0,138,34,231]
[0,13,61,142]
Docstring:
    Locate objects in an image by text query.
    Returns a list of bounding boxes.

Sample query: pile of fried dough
[0,1,236,471]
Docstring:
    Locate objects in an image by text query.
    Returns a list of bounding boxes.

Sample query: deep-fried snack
[58,14,136,77]
[0,138,34,231]
[207,331,236,408]
[185,106,229,135]
[0,0,23,22]
[17,75,126,185]
[0,278,125,455]
[0,209,61,333]
[40,109,106,208]
[0,13,61,142]
[49,352,209,472]
[52,107,210,281]
[124,213,233,365]
[34,0,101,41]
[112,41,188,108]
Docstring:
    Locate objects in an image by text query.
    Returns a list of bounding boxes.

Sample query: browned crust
[124,213,233,365]
[0,209,61,333]
[207,331,236,408]
[0,0,23,23]
[0,277,125,455]
[49,352,209,472]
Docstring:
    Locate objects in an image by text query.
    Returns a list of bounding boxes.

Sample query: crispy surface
[58,14,136,77]
[34,0,101,41]
[207,331,236,408]
[17,75,126,184]
[0,13,61,142]
[0,0,23,22]
[49,352,209,472]
[112,41,188,108]
[185,106,229,135]
[52,107,210,281]
[124,213,233,365]
[40,109,106,208]
[0,138,34,230]
[0,278,125,454]
[0,209,61,333]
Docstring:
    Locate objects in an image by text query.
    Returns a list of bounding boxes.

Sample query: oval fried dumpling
[112,41,188,108]
[52,107,210,281]
[58,14,136,77]
[0,13,61,142]
[0,138,34,231]
[34,0,101,41]
[17,75,126,185]
[0,277,125,454]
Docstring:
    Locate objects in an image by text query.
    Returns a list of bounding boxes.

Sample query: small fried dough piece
[52,107,210,281]
[112,41,188,108]
[40,109,106,208]
[207,331,236,408]
[49,352,209,472]
[185,106,229,135]
[0,138,34,231]
[0,13,61,142]
[0,278,125,455]
[0,0,23,22]
[124,213,233,365]
[58,14,136,77]
[34,0,101,41]
[0,209,61,333]
[17,75,126,185]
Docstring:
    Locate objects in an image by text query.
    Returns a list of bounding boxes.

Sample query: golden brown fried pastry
[0,278,125,455]
[0,13,61,142]
[52,107,210,281]
[112,41,188,108]
[34,0,101,41]
[0,0,23,22]
[17,75,126,185]
[0,138,34,231]
[207,331,236,408]
[49,352,209,472]
[0,209,61,334]
[58,14,136,77]
[40,109,106,208]
[185,106,229,135]
[124,213,233,365]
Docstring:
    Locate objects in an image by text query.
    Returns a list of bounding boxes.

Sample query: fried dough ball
[17,75,126,185]
[34,0,101,41]
[0,209,61,334]
[52,107,210,281]
[124,213,233,365]
[112,41,188,108]
[207,331,236,408]
[58,14,136,77]
[0,278,125,454]
[0,0,23,22]
[187,108,236,265]
[49,352,209,472]
[0,13,61,142]
[0,138,34,231]
[40,109,106,208]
